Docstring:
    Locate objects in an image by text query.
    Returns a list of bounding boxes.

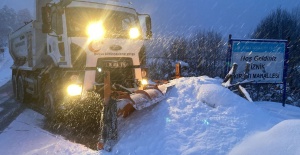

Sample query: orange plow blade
[116,84,173,117]
[132,89,165,110]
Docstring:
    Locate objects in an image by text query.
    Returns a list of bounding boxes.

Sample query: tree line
[147,31,226,80]
[1,4,299,104]
[251,7,300,91]
[147,6,300,105]
[0,5,32,46]
[250,6,300,105]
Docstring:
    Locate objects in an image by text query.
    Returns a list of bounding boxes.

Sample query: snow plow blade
[97,84,174,151]
[116,84,173,117]
[98,72,175,151]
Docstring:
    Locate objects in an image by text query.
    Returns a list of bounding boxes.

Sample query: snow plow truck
[9,0,169,151]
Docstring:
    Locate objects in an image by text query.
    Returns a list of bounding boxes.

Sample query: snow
[0,109,96,155]
[229,119,300,155]
[0,47,13,86]
[175,60,189,67]
[1,48,300,154]
[238,85,253,102]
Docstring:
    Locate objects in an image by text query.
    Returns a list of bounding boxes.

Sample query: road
[0,80,108,150]
[0,80,24,133]
[0,80,99,149]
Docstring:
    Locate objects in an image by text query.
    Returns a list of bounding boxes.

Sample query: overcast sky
[1,0,300,38]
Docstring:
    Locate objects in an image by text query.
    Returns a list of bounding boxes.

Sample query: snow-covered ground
[0,47,300,154]
[0,47,13,86]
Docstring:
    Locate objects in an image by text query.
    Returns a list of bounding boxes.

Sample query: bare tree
[0,6,17,46]
[189,30,226,77]
[147,30,226,80]
[17,9,33,25]
[0,6,32,46]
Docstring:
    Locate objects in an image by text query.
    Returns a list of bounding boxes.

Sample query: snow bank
[255,101,300,121]
[0,47,13,86]
[229,119,300,155]
[106,76,273,155]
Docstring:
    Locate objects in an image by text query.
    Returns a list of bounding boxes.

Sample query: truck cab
[9,0,153,116]
[9,1,167,149]
[42,0,152,94]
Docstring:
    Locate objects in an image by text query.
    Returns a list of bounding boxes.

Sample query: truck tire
[43,83,56,118]
[12,74,17,99]
[17,76,28,103]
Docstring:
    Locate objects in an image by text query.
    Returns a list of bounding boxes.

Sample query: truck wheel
[43,84,56,118]
[17,76,28,103]
[12,74,17,99]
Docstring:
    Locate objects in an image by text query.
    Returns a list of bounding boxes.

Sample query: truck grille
[96,58,135,88]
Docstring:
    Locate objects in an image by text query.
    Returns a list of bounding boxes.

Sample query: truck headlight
[87,22,105,40]
[97,67,102,73]
[129,27,140,39]
[141,79,148,85]
[67,84,82,96]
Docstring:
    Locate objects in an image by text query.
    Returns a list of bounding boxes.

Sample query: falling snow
[1,49,300,154]
[1,1,300,154]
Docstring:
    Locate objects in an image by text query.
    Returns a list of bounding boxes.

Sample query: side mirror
[138,14,152,39]
[41,6,52,33]
[145,16,152,39]
[59,0,73,7]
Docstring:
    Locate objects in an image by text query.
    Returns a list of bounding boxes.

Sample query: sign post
[227,37,288,106]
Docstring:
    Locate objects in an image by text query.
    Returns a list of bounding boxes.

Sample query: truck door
[47,9,68,66]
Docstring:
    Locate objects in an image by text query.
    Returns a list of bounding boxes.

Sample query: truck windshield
[66,7,140,38]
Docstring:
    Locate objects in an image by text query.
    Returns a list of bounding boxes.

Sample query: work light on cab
[67,84,83,96]
[129,27,140,39]
[87,22,105,40]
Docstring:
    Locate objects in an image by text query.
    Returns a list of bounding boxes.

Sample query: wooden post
[243,62,250,80]
[223,63,238,84]
[175,63,181,79]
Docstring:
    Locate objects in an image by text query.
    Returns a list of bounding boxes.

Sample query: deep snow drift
[0,48,300,154]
